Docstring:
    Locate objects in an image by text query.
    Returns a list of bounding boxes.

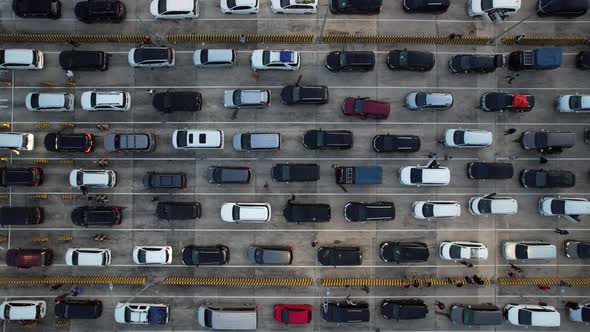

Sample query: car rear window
[30,94,39,108]
[515,244,528,259]
[477,199,492,213]
[453,131,465,145]
[449,245,462,259]
[518,310,532,325]
[422,203,434,218]
[550,199,565,214]
[410,168,422,183]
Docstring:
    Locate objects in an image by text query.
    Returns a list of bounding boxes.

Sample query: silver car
[232,132,280,151]
[104,133,155,152]
[406,92,453,110]
[224,89,270,109]
[247,245,292,265]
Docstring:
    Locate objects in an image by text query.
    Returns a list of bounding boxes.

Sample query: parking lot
[0,0,590,331]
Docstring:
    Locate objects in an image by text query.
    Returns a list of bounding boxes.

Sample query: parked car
[232,132,280,151]
[0,300,46,321]
[329,0,382,14]
[576,51,590,69]
[373,134,420,152]
[0,132,34,151]
[220,202,271,223]
[59,50,109,71]
[153,91,202,112]
[44,132,94,153]
[379,241,429,263]
[469,194,518,215]
[539,197,590,222]
[71,206,122,227]
[443,129,493,148]
[271,0,318,13]
[342,97,390,119]
[449,304,502,326]
[321,300,370,323]
[386,50,435,71]
[208,166,251,184]
[521,131,575,153]
[0,167,43,187]
[399,166,450,186]
[272,163,319,182]
[283,202,331,223]
[0,206,43,226]
[104,133,155,152]
[65,248,111,266]
[0,49,43,70]
[317,246,362,266]
[181,245,229,265]
[251,50,300,71]
[468,0,521,18]
[143,172,186,189]
[69,169,116,188]
[75,0,126,23]
[224,89,270,109]
[247,245,292,265]
[467,162,513,180]
[196,303,257,330]
[448,54,504,73]
[403,0,449,13]
[406,92,453,110]
[156,202,201,220]
[132,246,172,265]
[273,304,312,324]
[502,241,556,260]
[344,202,395,222]
[25,92,74,112]
[150,0,198,18]
[12,0,61,19]
[325,51,375,72]
[439,241,488,261]
[504,304,560,327]
[5,248,52,268]
[193,49,236,67]
[481,92,535,112]
[382,299,428,320]
[55,299,102,319]
[564,240,590,258]
[520,169,575,188]
[412,201,461,220]
[281,84,328,105]
[81,91,130,111]
[128,47,175,67]
[537,0,587,17]
[220,0,258,14]
[556,95,590,113]
[114,302,169,324]
[567,302,590,323]
[303,130,353,150]
[172,130,224,149]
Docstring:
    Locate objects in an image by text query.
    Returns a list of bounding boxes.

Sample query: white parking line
[5,227,590,232]
[6,85,590,90]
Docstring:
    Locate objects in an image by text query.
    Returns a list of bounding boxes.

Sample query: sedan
[382,299,428,321]
[402,0,449,13]
[143,172,186,189]
[271,0,318,14]
[25,92,74,112]
[439,241,488,261]
[5,248,53,268]
[271,163,320,182]
[520,169,575,188]
[412,201,461,220]
[399,166,450,186]
[75,0,126,23]
[343,202,395,222]
[521,131,575,153]
[71,206,122,227]
[448,54,504,73]
[565,240,590,259]
[504,304,560,327]
[150,0,198,19]
[303,130,353,150]
[128,47,175,67]
[181,245,229,265]
[104,133,155,152]
[273,304,312,325]
[386,50,435,71]
[250,50,300,71]
[0,300,46,321]
[556,95,590,112]
[538,197,590,219]
[220,202,271,223]
[220,0,258,14]
[379,241,429,263]
[132,246,172,265]
[247,245,292,265]
[325,50,375,72]
[44,132,94,153]
[114,302,169,325]
[406,92,453,110]
[373,134,420,152]
[481,92,535,112]
[81,91,130,111]
[342,97,390,119]
[329,0,382,14]
[467,162,513,180]
[283,203,331,223]
[317,246,362,266]
[443,129,492,148]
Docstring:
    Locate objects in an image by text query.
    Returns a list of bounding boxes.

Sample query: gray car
[449,304,503,326]
[406,92,453,110]
[143,172,186,189]
[224,89,270,109]
[104,133,155,152]
[521,131,575,153]
[564,240,590,258]
[232,132,280,151]
[207,166,251,184]
[247,245,292,265]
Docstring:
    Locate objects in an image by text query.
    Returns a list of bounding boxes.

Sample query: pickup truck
[152,91,202,112]
[508,48,562,71]
[335,166,382,185]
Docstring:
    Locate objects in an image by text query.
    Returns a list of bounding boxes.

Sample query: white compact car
[539,197,590,222]
[220,0,258,14]
[0,49,43,70]
[172,129,224,149]
[443,129,493,148]
[469,195,518,215]
[81,91,131,111]
[272,0,318,13]
[26,92,74,112]
[220,202,271,223]
[399,166,450,186]
[251,50,300,71]
[556,95,590,113]
[412,201,461,220]
[132,246,173,265]
[567,302,590,323]
[114,302,170,324]
[193,49,236,67]
[504,304,560,327]
[0,132,34,151]
[468,0,521,18]
[439,241,488,261]
[69,169,117,188]
[65,248,111,266]
[502,241,556,260]
[150,0,198,19]
[0,300,46,321]
[405,92,453,111]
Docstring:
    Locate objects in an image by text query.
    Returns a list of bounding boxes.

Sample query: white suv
[412,201,461,220]
[220,202,271,223]
[0,132,35,151]
[505,304,560,327]
[469,194,518,215]
[172,129,224,149]
[0,300,46,320]
[0,49,44,70]
[399,166,450,186]
[468,0,521,18]
[439,241,488,261]
[65,248,111,266]
[26,92,74,112]
[539,197,590,222]
[271,0,318,14]
[150,0,198,19]
[69,169,117,188]
[81,91,131,111]
[502,241,556,260]
[443,129,493,148]
[556,95,590,113]
[251,50,300,71]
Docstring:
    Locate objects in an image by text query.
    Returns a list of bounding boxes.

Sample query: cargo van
[197,304,257,330]
[0,132,34,151]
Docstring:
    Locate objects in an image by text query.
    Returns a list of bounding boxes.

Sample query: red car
[342,97,390,119]
[273,304,312,324]
[5,248,53,268]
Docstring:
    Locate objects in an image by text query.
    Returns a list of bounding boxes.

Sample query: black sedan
[402,0,449,13]
[280,85,328,105]
[303,130,353,150]
[75,0,126,23]
[467,162,513,180]
[480,92,535,112]
[382,299,429,320]
[283,203,331,223]
[373,134,420,152]
[379,241,429,263]
[329,0,382,14]
[386,50,435,71]
[520,169,575,188]
[44,132,95,153]
[271,163,320,182]
[344,202,395,222]
[318,246,362,266]
[156,202,201,220]
[449,54,504,73]
[143,172,186,189]
[181,245,229,265]
[71,206,121,227]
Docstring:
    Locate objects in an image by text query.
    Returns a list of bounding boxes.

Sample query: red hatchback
[6,248,53,268]
[273,304,312,324]
[342,97,390,119]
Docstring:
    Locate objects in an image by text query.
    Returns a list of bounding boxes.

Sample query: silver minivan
[232,132,280,151]
[197,303,257,330]
[0,132,34,151]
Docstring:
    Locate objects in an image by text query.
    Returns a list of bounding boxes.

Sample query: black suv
[55,300,103,319]
[75,0,126,23]
[537,0,587,17]
[281,85,329,105]
[577,51,590,70]
[71,206,121,227]
[271,163,320,182]
[373,134,420,152]
[303,130,353,150]
[379,241,429,263]
[207,166,251,184]
[318,246,362,266]
[322,300,370,323]
[152,91,202,112]
[181,245,229,265]
[326,51,375,72]
[403,0,449,13]
[382,299,429,320]
[344,202,395,222]
[44,132,95,153]
[467,162,514,180]
[330,0,382,14]
[449,54,504,73]
[156,202,201,220]
[13,0,61,19]
[520,169,575,188]
[59,50,109,71]
[0,206,43,226]
[386,50,435,71]
[283,202,331,223]
[143,172,187,189]
[0,167,42,187]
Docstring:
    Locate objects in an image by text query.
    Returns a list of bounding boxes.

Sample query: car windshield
[449,245,462,259]
[281,0,290,6]
[481,0,494,10]
[535,172,547,186]
[415,92,427,107]
[255,248,264,263]
[477,199,492,213]
[262,51,271,65]
[158,0,167,14]
[124,307,132,322]
[30,94,39,108]
[518,310,532,325]
[227,0,236,7]
[550,199,565,214]
[232,205,240,220]
[515,244,528,259]
[570,96,582,110]
[315,131,325,147]
[136,249,146,263]
[422,204,434,218]
[176,131,187,148]
[579,244,590,257]
[233,91,241,105]
[463,308,474,324]
[410,168,422,183]
[453,131,465,145]
[353,99,364,114]
[281,310,290,323]
[291,87,301,102]
[535,133,548,147]
[204,309,213,328]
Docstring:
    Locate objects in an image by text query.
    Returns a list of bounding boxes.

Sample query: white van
[0,132,34,151]
[469,195,518,215]
[197,304,257,330]
[26,92,74,112]
[502,241,556,260]
[539,197,590,222]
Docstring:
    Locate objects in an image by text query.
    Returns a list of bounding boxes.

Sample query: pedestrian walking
[412,279,420,288]
[555,228,569,235]
[455,281,464,288]
[425,281,432,287]
[147,89,155,95]
[70,286,80,297]
[311,240,318,248]
[435,300,446,310]
[565,302,580,310]
[465,276,473,285]
[539,156,548,164]
[559,280,572,288]
[538,284,551,291]
[504,128,517,135]
[515,34,526,44]
[506,73,520,84]
[263,182,269,189]
[510,263,523,273]
[361,285,369,294]
[50,284,64,292]
[473,275,484,285]
[151,196,159,202]
[68,40,81,47]
[428,152,437,158]
[66,70,75,82]
[239,34,247,44]
[508,272,516,278]
[460,260,473,268]
[55,294,66,303]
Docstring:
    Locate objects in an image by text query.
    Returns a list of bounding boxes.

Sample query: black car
[537,0,587,17]
[303,130,353,150]
[281,85,329,105]
[520,169,575,188]
[181,245,229,265]
[402,0,449,13]
[564,240,590,258]
[467,162,513,180]
[382,299,429,320]
[55,300,102,319]
[325,51,375,72]
[44,132,95,153]
[271,163,320,182]
[386,50,435,71]
[143,172,186,189]
[329,0,382,14]
[480,92,535,112]
[0,167,43,187]
[152,91,202,112]
[379,241,429,263]
[449,54,504,73]
[344,202,395,222]
[283,203,331,223]
[321,301,370,323]
[75,0,126,23]
[71,206,121,227]
[12,0,61,19]
[318,246,362,266]
[449,304,503,325]
[373,134,420,152]
[521,131,575,153]
[577,51,590,70]
[156,202,200,220]
[207,166,251,184]
[0,206,43,226]
[59,50,109,71]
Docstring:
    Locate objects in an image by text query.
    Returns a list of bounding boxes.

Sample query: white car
[220,0,258,14]
[220,202,271,223]
[0,132,34,151]
[0,300,46,320]
[251,50,300,71]
[271,0,318,14]
[469,194,518,215]
[81,91,131,111]
[65,248,111,266]
[193,49,236,67]
[539,197,590,222]
[556,95,590,113]
[399,166,450,186]
[0,49,43,70]
[443,129,492,148]
[504,304,560,327]
[69,169,117,188]
[567,302,590,323]
[412,201,461,220]
[150,0,198,19]
[25,92,74,112]
[172,129,224,149]
[405,92,453,111]
[439,241,488,261]
[468,0,521,17]
[132,246,173,265]
[114,302,170,324]
[502,241,556,260]
[128,47,175,68]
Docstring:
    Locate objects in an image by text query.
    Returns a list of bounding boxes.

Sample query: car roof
[4,49,34,64]
[164,0,194,11]
[421,168,450,183]
[37,93,66,107]
[238,204,269,220]
[95,92,124,105]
